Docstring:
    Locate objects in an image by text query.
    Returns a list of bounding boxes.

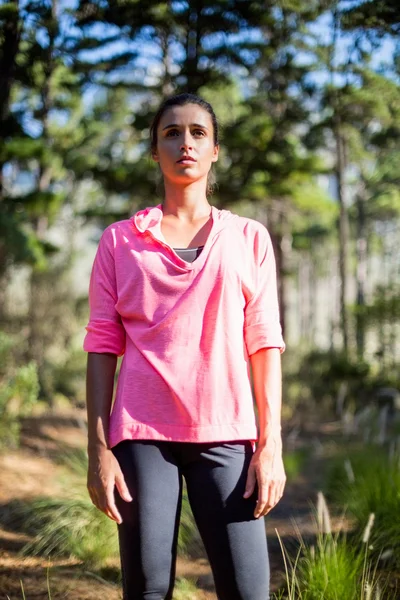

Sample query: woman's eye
[165,129,205,137]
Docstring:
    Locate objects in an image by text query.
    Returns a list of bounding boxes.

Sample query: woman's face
[152,103,219,187]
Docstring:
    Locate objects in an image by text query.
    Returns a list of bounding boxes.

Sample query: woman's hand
[87,446,133,524]
[243,438,286,518]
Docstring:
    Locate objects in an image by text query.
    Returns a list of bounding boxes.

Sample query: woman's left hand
[243,439,286,518]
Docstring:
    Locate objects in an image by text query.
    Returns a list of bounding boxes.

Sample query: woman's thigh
[112,440,183,600]
[182,441,270,600]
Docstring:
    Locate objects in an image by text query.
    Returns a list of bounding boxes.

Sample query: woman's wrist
[88,440,110,453]
[257,430,283,452]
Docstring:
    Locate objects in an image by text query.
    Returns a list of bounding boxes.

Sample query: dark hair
[150,93,219,196]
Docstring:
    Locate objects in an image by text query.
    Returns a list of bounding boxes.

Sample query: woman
[84,93,286,600]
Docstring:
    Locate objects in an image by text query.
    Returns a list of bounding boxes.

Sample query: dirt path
[0,411,328,599]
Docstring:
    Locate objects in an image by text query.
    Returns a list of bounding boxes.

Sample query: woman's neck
[162,180,211,222]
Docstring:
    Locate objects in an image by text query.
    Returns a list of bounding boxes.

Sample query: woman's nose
[180,133,193,150]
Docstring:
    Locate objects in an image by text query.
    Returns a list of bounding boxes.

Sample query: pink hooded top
[83,204,285,448]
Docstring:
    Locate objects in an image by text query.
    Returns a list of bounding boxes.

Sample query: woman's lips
[177,157,196,164]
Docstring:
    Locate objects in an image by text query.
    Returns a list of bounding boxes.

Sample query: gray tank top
[173,245,204,263]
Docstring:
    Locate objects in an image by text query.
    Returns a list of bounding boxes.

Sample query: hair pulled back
[150,93,219,197]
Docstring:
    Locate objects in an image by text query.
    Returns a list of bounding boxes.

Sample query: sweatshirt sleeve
[83,227,126,357]
[243,224,285,356]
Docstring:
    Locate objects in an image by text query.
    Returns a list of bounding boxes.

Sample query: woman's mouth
[177,156,196,164]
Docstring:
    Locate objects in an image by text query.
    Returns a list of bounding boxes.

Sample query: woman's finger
[105,506,122,523]
[269,479,286,512]
[259,480,281,517]
[106,485,123,524]
[254,475,271,518]
[243,463,256,498]
[269,483,280,512]
[115,470,133,503]
[89,483,120,523]
[88,485,101,510]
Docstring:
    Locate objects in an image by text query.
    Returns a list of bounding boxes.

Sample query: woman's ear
[212,144,219,163]
[151,148,159,162]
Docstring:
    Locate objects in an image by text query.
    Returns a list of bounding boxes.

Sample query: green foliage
[293,349,370,409]
[0,332,39,449]
[364,284,400,325]
[341,0,400,35]
[0,3,19,20]
[0,202,47,272]
[52,348,87,405]
[283,448,310,482]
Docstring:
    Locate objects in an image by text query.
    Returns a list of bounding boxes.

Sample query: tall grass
[17,496,119,569]
[325,445,400,566]
[274,496,398,600]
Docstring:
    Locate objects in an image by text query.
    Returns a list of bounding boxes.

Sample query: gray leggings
[112,439,270,600]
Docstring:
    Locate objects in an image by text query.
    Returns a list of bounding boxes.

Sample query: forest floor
[0,410,350,600]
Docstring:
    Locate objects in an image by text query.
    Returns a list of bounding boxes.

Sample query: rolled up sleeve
[83,228,126,357]
[244,225,285,356]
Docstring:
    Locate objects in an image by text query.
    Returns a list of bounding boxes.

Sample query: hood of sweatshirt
[132,203,238,245]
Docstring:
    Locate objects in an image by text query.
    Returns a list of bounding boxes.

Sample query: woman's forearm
[86,352,118,450]
[249,347,282,449]
[245,347,286,516]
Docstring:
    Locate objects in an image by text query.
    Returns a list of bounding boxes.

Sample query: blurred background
[0,1,399,599]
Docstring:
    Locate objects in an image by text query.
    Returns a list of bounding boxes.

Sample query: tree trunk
[184,0,202,92]
[334,124,350,354]
[355,188,367,360]
[330,2,350,355]
[0,0,20,197]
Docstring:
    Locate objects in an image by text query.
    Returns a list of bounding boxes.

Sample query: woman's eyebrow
[162,123,209,130]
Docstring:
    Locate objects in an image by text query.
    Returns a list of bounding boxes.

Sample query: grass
[325,445,400,566]
[173,577,199,599]
[274,513,397,599]
[17,495,120,569]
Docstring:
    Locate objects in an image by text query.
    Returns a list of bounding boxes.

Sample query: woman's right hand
[87,446,133,524]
